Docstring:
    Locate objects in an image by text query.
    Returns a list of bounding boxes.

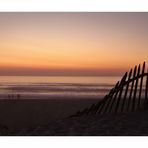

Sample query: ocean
[0,76,121,99]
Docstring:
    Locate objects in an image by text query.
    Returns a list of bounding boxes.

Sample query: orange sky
[0,13,148,76]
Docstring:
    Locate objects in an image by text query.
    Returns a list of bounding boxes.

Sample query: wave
[0,83,114,99]
[0,82,146,99]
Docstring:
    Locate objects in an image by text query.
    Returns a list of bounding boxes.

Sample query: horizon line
[0,74,122,77]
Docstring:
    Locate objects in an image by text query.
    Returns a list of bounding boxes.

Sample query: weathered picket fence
[70,62,148,117]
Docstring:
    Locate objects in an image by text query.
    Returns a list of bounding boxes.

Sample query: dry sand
[15,109,148,136]
[0,98,99,132]
[0,98,148,136]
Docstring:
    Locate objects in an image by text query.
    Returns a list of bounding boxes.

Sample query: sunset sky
[0,12,148,76]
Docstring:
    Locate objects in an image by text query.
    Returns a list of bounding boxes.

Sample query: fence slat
[145,71,148,103]
[106,81,119,113]
[138,62,145,109]
[121,69,132,112]
[103,88,115,114]
[80,108,89,116]
[127,66,137,112]
[100,88,113,114]
[132,64,140,111]
[115,72,127,113]
[93,100,104,114]
[97,95,109,114]
[86,104,95,115]
[143,71,148,109]
[108,81,120,113]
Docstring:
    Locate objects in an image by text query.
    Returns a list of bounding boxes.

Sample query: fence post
[93,100,104,114]
[115,72,127,113]
[144,71,148,109]
[146,73,148,99]
[97,95,109,114]
[138,62,145,109]
[108,81,120,113]
[127,66,137,112]
[132,64,140,111]
[87,104,95,115]
[103,88,115,114]
[121,69,132,112]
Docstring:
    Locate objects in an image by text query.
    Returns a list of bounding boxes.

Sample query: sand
[0,98,99,131]
[1,98,148,136]
[13,109,148,136]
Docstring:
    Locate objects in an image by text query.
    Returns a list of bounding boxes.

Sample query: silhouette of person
[8,95,10,99]
[11,94,14,99]
[17,94,20,99]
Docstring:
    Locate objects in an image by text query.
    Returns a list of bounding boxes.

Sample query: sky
[0,12,148,76]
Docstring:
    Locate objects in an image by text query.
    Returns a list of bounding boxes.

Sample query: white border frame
[0,0,148,12]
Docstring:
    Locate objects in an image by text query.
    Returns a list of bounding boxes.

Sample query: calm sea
[0,76,121,99]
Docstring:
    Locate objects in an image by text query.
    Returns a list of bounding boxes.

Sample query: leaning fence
[71,62,148,117]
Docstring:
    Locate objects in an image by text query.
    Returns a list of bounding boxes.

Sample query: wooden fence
[70,62,148,117]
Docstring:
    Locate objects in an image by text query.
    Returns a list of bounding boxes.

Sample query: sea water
[0,76,121,99]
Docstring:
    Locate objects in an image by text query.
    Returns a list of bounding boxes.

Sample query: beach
[0,97,148,136]
[0,98,99,132]
[36,109,148,136]
[0,76,117,134]
[0,76,147,136]
[1,103,148,136]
